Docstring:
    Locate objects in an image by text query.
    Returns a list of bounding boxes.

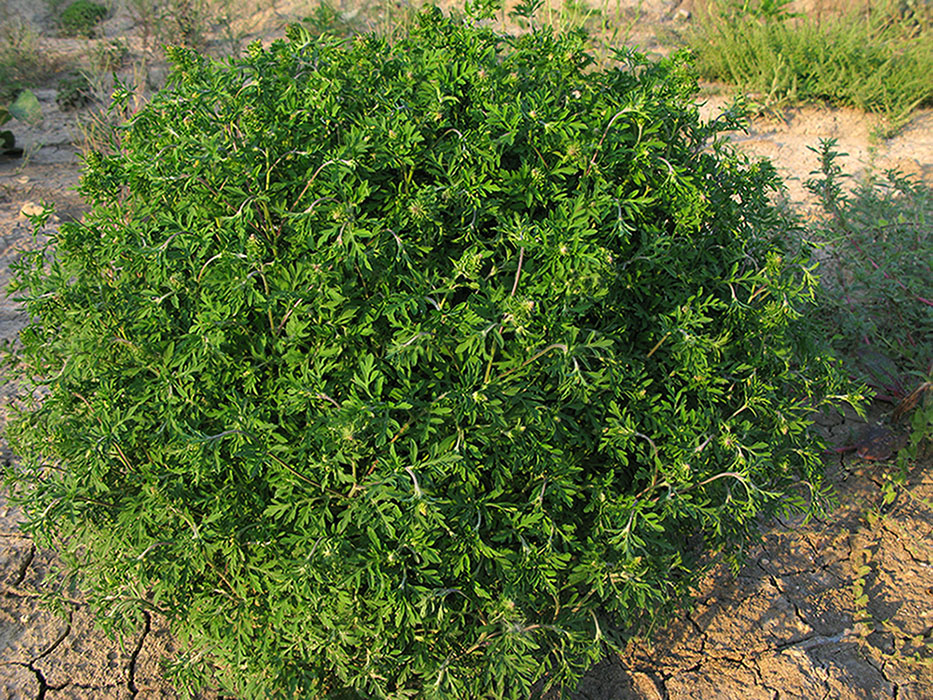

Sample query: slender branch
[275,299,303,335]
[646,332,670,359]
[497,343,569,381]
[510,247,525,297]
[585,108,632,177]
[316,392,341,408]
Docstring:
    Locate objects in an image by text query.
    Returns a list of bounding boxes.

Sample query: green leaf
[9,90,41,124]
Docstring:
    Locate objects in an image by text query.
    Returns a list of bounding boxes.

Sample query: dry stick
[645,332,670,359]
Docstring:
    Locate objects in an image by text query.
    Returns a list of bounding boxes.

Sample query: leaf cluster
[0,88,41,155]
[5,8,847,698]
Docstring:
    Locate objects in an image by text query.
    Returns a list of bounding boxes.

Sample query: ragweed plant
[5,6,848,698]
[806,139,931,454]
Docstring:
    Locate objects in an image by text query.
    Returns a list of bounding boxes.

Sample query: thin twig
[510,247,525,297]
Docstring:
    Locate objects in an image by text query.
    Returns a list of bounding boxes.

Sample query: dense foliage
[5,7,847,698]
[59,0,107,38]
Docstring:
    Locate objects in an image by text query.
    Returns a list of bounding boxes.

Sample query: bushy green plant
[684,0,933,132]
[805,139,931,451]
[59,0,108,38]
[5,7,848,698]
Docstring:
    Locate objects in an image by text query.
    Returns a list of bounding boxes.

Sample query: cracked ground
[571,415,933,700]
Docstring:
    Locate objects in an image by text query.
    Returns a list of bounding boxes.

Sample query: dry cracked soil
[0,0,931,698]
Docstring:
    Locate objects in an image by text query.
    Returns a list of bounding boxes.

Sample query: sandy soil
[0,0,931,698]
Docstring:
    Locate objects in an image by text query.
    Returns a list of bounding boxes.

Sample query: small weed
[125,0,208,52]
[167,0,211,49]
[806,138,932,451]
[127,0,281,57]
[209,0,279,56]
[59,0,108,38]
[0,10,62,96]
[89,39,130,73]
[301,0,373,38]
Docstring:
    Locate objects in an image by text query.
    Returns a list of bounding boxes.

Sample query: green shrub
[5,7,847,698]
[806,139,931,451]
[59,0,107,38]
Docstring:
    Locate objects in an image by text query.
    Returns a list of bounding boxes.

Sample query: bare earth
[0,1,931,698]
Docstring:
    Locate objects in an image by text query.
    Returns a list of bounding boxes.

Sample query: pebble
[19,201,44,218]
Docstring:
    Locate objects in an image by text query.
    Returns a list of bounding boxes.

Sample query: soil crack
[25,660,69,700]
[28,608,72,665]
[12,542,35,586]
[127,609,152,698]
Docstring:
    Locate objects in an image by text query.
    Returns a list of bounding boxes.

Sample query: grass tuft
[684,0,933,133]
[0,9,62,101]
